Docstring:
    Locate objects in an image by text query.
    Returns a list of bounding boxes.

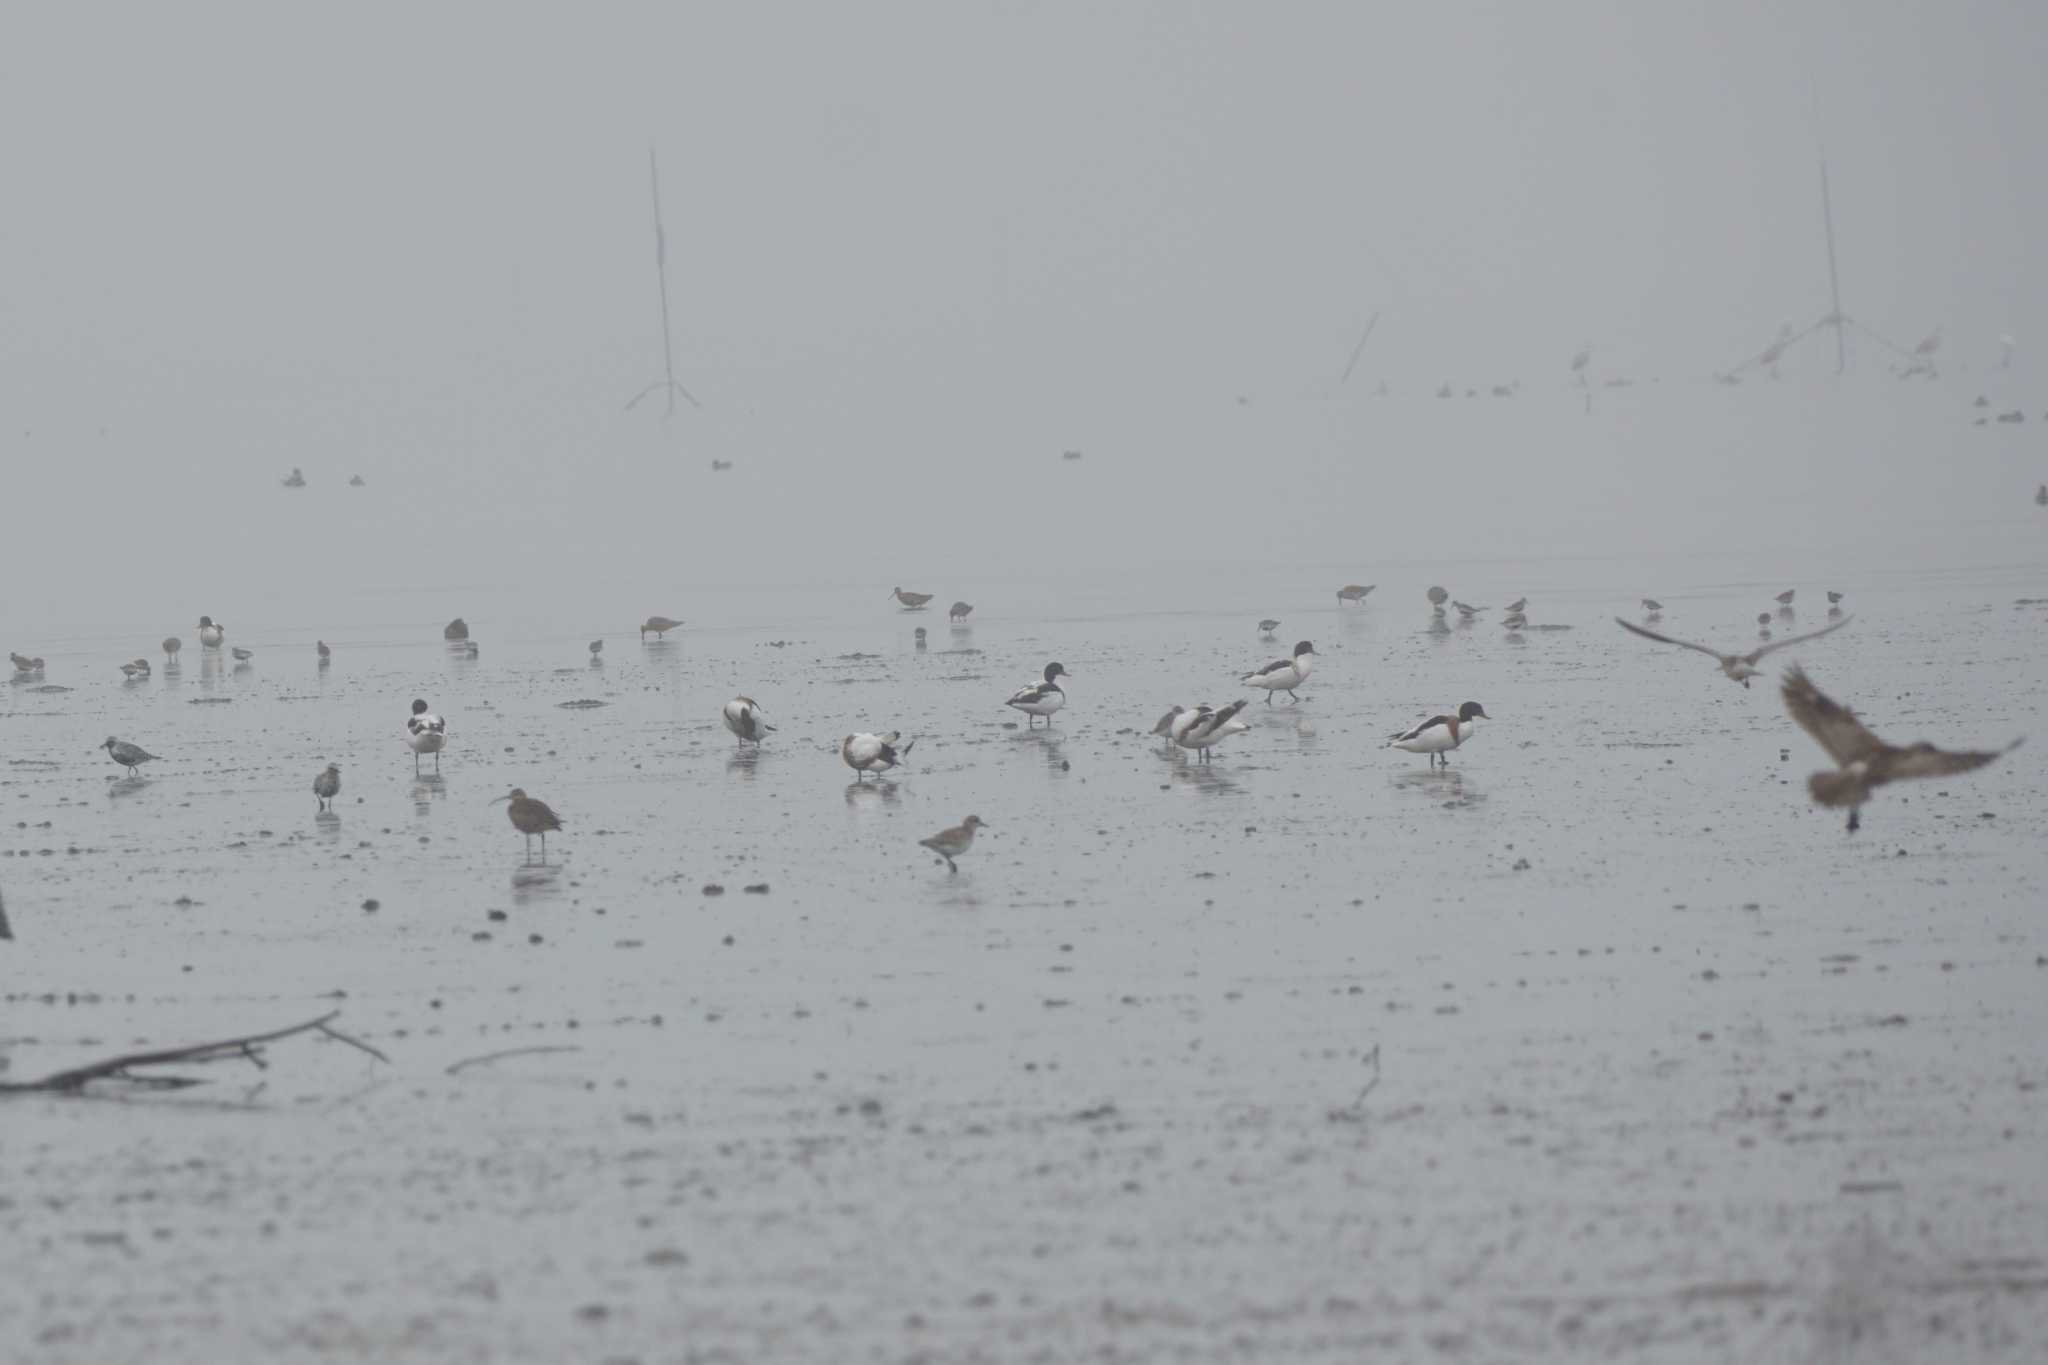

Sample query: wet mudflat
[4,565,2046,1362]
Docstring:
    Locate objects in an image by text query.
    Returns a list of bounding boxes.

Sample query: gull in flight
[1614,614,1851,688]
[1781,666,2021,832]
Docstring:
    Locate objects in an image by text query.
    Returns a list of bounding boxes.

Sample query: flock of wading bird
[26,583,2026,875]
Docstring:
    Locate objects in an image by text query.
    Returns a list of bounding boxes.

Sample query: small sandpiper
[101,736,160,775]
[317,640,331,665]
[1506,597,1528,614]
[588,639,603,659]
[949,601,974,622]
[1257,619,1280,637]
[1336,584,1375,604]
[444,617,470,641]
[120,659,150,680]
[891,587,934,610]
[640,616,683,640]
[231,647,254,664]
[919,815,986,872]
[313,763,341,810]
[162,637,182,665]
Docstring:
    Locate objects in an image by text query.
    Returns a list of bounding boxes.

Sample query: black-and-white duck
[1172,699,1250,763]
[1389,701,1489,767]
[722,696,775,746]
[1005,663,1068,727]
[842,730,913,779]
[406,699,448,773]
[1243,641,1315,703]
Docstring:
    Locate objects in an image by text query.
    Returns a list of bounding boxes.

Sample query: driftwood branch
[445,1045,582,1075]
[0,1011,386,1095]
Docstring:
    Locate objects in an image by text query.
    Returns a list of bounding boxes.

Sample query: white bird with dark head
[1389,702,1489,767]
[842,731,913,779]
[406,699,448,773]
[1243,641,1315,703]
[1006,663,1068,727]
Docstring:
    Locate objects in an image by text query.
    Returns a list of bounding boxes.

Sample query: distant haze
[4,2,2045,631]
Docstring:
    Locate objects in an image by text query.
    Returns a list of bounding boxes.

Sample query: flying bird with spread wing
[1781,666,2021,832]
[1614,614,1852,687]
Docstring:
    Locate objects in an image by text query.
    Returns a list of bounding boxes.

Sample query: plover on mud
[722,697,775,746]
[1389,702,1490,768]
[494,788,564,859]
[1782,666,2022,833]
[1243,641,1315,703]
[1614,613,1851,688]
[919,815,986,872]
[313,763,341,811]
[842,731,913,779]
[406,699,448,773]
[1152,705,1188,746]
[101,737,159,775]
[1005,663,1068,727]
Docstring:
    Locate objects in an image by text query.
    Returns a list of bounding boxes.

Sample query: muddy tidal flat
[5,567,2047,1363]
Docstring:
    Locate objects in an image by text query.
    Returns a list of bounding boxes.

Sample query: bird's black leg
[1264,693,1273,705]
[1847,809,1860,834]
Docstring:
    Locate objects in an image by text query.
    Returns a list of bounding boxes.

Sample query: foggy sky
[4,2,2045,628]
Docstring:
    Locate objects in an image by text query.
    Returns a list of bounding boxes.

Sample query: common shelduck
[1006,663,1068,727]
[842,731,914,779]
[1243,641,1314,703]
[1389,701,1489,767]
[722,697,775,746]
[406,699,448,773]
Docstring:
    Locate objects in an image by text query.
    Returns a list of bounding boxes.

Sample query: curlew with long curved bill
[493,788,564,859]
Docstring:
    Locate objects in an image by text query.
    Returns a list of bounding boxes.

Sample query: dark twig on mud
[445,1045,583,1076]
[0,1010,387,1095]
[0,886,13,941]
[1348,1045,1382,1110]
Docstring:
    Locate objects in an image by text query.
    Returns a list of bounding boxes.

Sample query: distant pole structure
[626,145,701,417]
[1819,157,1845,374]
[1338,311,1380,385]
[1717,154,1917,382]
